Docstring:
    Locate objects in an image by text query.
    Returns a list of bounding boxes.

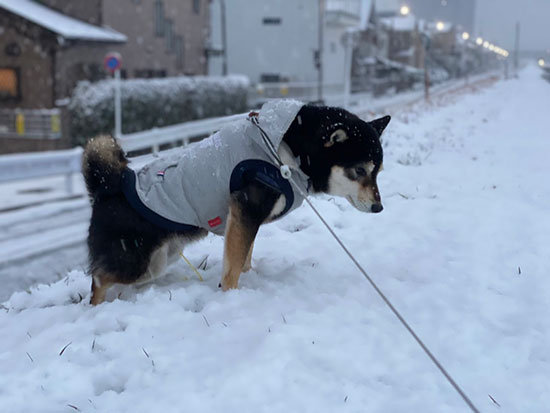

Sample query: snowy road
[1,66,549,412]
[0,198,90,301]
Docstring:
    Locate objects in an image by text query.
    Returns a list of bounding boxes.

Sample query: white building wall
[323,26,347,88]
[209,0,319,84]
[208,0,365,100]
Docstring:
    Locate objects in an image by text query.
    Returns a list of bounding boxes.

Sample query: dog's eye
[355,167,367,177]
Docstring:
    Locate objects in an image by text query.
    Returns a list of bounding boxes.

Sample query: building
[208,0,371,101]
[379,13,424,69]
[0,0,209,153]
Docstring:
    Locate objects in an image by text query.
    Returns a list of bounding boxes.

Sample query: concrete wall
[0,17,54,109]
[38,0,102,25]
[103,0,209,77]
[54,42,113,100]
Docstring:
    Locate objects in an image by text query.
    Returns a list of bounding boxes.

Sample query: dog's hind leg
[90,271,115,305]
[242,241,254,273]
[221,201,259,291]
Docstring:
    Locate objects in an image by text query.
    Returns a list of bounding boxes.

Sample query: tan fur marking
[221,203,257,291]
[90,272,115,305]
[242,241,254,273]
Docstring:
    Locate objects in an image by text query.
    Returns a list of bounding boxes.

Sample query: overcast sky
[376,0,550,52]
[475,0,550,51]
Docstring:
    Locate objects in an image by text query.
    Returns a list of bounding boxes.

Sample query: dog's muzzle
[346,196,383,213]
[371,203,383,213]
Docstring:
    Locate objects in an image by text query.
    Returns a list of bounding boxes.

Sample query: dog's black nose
[371,204,383,213]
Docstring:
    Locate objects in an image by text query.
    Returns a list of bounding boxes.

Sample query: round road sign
[104,52,122,73]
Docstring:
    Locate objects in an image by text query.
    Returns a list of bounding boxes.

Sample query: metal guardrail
[118,112,248,153]
[0,147,82,193]
[119,72,499,153]
[0,72,499,197]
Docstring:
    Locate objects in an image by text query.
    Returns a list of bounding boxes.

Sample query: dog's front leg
[221,198,260,291]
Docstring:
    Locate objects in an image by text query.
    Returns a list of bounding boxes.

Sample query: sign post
[104,52,123,138]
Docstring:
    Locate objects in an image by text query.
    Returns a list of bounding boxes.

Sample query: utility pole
[514,21,520,77]
[317,0,325,103]
[421,34,431,102]
[220,0,228,76]
[343,30,354,109]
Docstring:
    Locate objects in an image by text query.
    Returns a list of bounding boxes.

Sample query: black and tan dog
[82,102,390,305]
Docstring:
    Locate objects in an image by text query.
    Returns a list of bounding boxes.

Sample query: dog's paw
[242,262,252,273]
[220,281,239,291]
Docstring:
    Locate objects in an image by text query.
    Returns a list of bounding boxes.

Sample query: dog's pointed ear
[324,128,348,148]
[369,115,391,136]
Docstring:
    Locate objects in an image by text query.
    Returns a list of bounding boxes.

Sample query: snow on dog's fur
[82,102,390,304]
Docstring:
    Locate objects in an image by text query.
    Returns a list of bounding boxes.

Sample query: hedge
[69,75,250,146]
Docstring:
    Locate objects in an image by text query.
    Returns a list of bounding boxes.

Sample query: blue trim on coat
[230,159,294,218]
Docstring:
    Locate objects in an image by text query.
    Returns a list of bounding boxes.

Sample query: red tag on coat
[208,216,222,228]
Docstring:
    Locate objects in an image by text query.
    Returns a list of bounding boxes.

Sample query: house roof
[0,0,127,42]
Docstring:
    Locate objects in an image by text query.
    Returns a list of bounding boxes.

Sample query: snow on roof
[0,0,127,42]
[380,14,416,32]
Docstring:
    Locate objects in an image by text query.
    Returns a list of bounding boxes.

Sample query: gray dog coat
[121,99,310,235]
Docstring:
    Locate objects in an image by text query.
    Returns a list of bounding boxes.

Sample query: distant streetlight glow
[436,21,445,31]
[539,59,546,67]
[489,44,495,51]
[400,5,410,16]
[483,41,489,48]
[462,32,470,40]
[476,37,483,45]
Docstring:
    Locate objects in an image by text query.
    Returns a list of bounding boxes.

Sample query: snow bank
[2,65,549,412]
[69,75,250,145]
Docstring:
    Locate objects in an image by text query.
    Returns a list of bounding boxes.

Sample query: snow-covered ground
[1,65,549,412]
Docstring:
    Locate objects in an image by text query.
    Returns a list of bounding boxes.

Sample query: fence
[0,71,499,196]
[118,112,248,153]
[0,147,82,194]
[0,108,62,140]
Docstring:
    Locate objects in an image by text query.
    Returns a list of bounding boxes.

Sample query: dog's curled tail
[82,135,128,197]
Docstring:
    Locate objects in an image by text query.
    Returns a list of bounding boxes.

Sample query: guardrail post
[65,172,73,194]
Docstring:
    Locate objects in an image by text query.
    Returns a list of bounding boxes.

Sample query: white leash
[249,115,480,413]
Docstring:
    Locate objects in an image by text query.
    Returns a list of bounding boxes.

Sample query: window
[262,17,282,25]
[154,0,164,36]
[175,35,185,69]
[165,19,174,52]
[0,68,20,101]
[260,73,281,83]
[192,0,200,14]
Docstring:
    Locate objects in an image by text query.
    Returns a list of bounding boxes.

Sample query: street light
[436,21,445,31]
[400,5,410,16]
[483,41,489,48]
[476,37,483,46]
[462,32,470,40]
[539,59,546,67]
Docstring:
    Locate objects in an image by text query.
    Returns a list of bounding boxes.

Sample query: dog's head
[303,108,390,213]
